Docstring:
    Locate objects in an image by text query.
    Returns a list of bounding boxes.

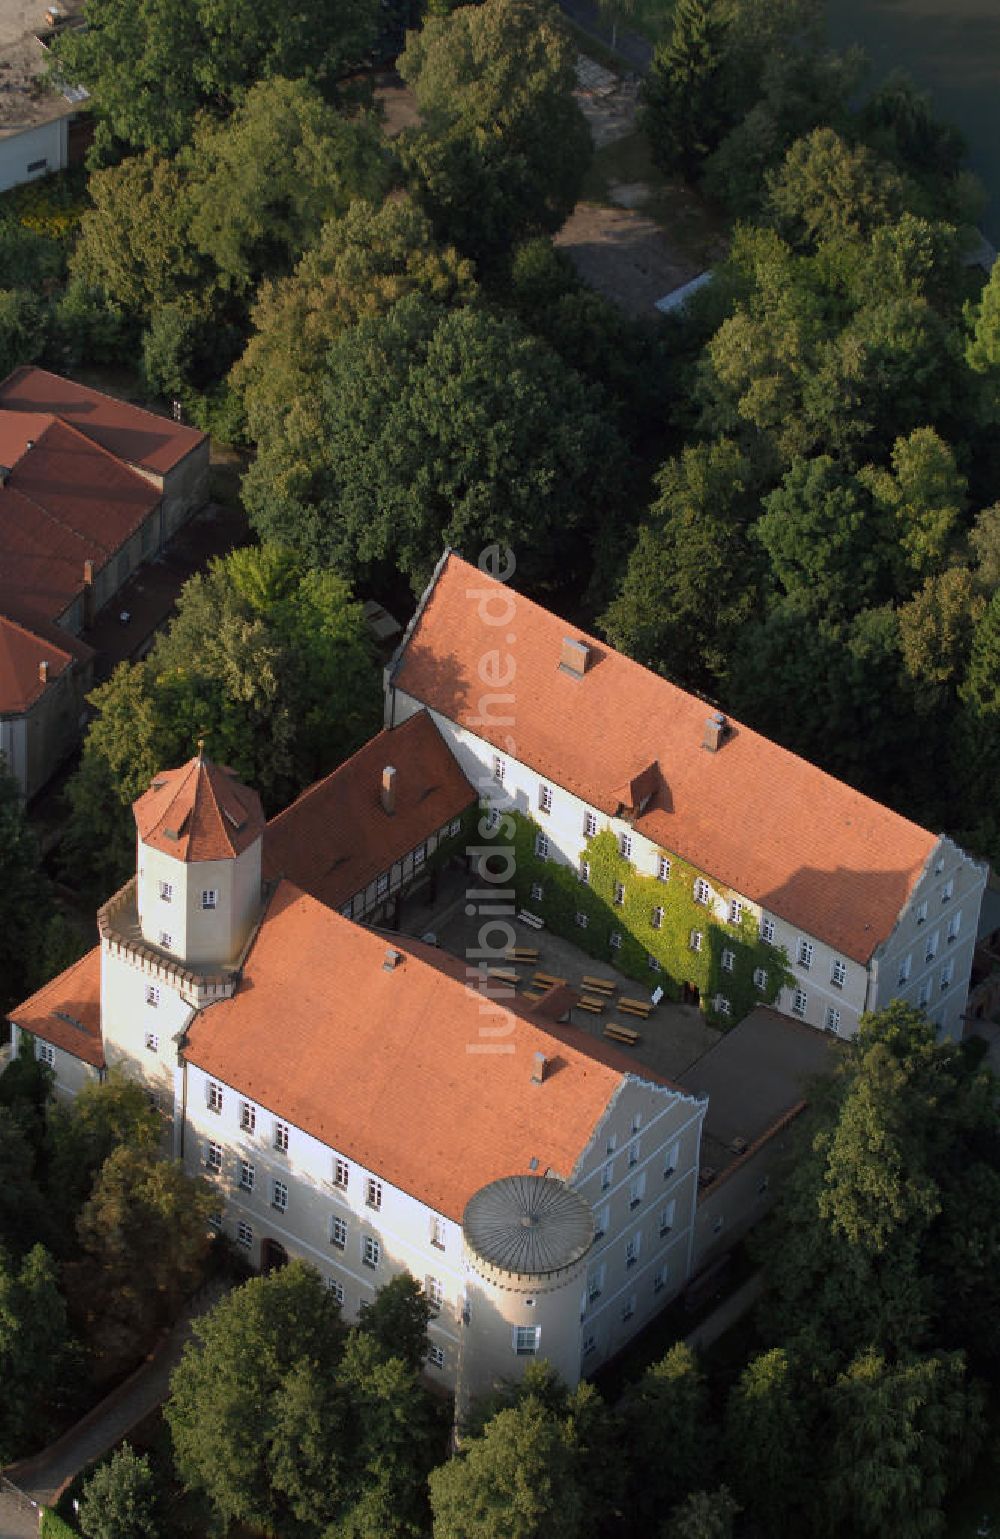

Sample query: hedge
[40,1509,78,1539]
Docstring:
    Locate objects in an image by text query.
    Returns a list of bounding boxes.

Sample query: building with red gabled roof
[0,371,209,798]
[7,550,988,1396]
[387,550,986,1041]
[0,367,208,531]
[264,710,476,924]
[9,747,710,1395]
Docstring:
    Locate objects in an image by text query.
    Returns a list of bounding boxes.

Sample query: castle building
[386,551,987,1041]
[11,747,709,1390]
[7,549,988,1394]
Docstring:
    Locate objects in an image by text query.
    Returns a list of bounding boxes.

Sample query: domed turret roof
[134,751,264,863]
[463,1175,593,1277]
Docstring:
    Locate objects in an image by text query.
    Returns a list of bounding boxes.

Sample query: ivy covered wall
[500,813,790,1026]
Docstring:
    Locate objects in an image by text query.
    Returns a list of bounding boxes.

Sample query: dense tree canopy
[60,544,380,894]
[0,1243,71,1462]
[51,0,381,157]
[71,1148,215,1376]
[600,439,762,688]
[243,295,629,598]
[397,0,591,264]
[233,195,477,459]
[0,758,83,1012]
[184,78,391,298]
[430,1363,617,1539]
[757,1004,1000,1374]
[167,1262,440,1537]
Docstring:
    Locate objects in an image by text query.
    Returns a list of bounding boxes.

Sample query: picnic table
[619,997,653,1020]
[604,1022,641,1046]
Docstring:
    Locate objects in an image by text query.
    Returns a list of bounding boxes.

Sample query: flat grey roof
[677,1006,840,1158]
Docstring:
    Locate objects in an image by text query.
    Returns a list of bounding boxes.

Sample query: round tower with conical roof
[457,1174,594,1414]
[132,748,266,967]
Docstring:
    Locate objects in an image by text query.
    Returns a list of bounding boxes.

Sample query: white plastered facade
[388,686,985,1042]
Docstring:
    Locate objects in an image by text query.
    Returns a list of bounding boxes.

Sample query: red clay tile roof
[0,411,56,468]
[0,367,205,476]
[134,753,265,862]
[391,553,939,964]
[8,947,104,1069]
[0,419,162,625]
[184,882,686,1220]
[263,712,475,910]
[0,613,75,714]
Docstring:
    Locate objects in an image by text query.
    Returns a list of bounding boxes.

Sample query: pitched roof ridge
[431,553,936,842]
[11,943,101,1015]
[195,758,239,856]
[35,413,167,495]
[0,608,74,663]
[3,364,197,445]
[386,547,455,689]
[270,715,425,826]
[0,475,114,560]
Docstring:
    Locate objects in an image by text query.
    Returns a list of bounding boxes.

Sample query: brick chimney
[82,559,95,627]
[38,659,49,685]
[702,713,727,753]
[559,637,590,679]
[381,764,397,815]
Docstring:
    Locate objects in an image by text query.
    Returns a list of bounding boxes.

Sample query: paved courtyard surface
[399,872,722,1082]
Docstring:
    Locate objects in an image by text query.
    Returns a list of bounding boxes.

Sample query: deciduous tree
[51,0,380,157]
[243,296,628,598]
[78,1444,163,1539]
[168,1261,439,1537]
[766,127,905,248]
[233,195,476,459]
[600,439,762,689]
[0,1243,71,1462]
[397,0,590,264]
[73,1148,214,1372]
[430,1395,587,1539]
[620,1344,714,1525]
[60,546,380,893]
[184,78,390,298]
[819,1349,984,1538]
[723,1348,811,1532]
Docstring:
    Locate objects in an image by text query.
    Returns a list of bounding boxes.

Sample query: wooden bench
[522,989,547,1003]
[604,1023,640,1046]
[507,947,539,963]
[518,909,545,930]
[619,997,653,1019]
[577,994,606,1014]
[533,973,567,989]
[582,975,616,995]
[486,967,519,984]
